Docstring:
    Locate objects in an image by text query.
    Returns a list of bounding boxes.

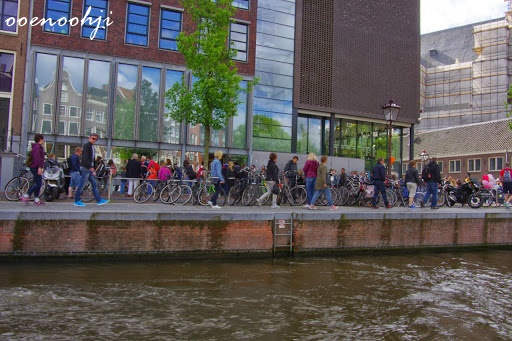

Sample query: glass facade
[82,0,109,40]
[163,70,183,144]
[139,66,160,142]
[85,60,110,138]
[253,0,295,152]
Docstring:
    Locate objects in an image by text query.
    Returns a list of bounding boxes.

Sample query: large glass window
[125,2,150,46]
[489,157,503,172]
[297,116,322,155]
[31,53,58,133]
[0,52,14,92]
[163,70,183,144]
[159,8,181,51]
[139,66,160,142]
[230,22,248,62]
[1,0,18,33]
[114,63,137,140]
[60,56,84,136]
[85,60,110,138]
[232,81,248,149]
[44,0,71,35]
[82,0,108,40]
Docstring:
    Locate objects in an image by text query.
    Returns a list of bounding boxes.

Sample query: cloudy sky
[421,0,509,34]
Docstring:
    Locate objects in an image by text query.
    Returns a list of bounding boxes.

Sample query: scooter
[42,159,66,202]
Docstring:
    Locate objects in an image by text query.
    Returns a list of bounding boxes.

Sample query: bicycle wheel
[81,181,95,202]
[4,177,30,201]
[337,187,349,206]
[283,187,294,206]
[241,185,256,205]
[198,185,226,206]
[133,182,153,203]
[173,184,192,205]
[152,181,165,202]
[228,186,240,206]
[290,186,308,205]
[159,184,174,204]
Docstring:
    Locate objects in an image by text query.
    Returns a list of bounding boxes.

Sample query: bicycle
[241,171,268,206]
[197,173,226,206]
[4,154,33,201]
[159,173,193,205]
[133,174,155,204]
[227,168,251,205]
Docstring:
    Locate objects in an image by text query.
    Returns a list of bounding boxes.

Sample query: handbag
[271,183,279,195]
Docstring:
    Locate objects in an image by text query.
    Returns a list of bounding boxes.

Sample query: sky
[421,0,509,34]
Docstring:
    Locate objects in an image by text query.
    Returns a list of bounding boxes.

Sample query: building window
[159,8,181,51]
[126,2,150,46]
[95,110,105,123]
[449,160,461,173]
[58,120,66,134]
[1,0,18,33]
[82,0,108,40]
[61,92,68,103]
[489,157,503,172]
[232,0,249,10]
[44,0,72,35]
[59,105,67,116]
[437,161,443,173]
[69,106,81,117]
[43,103,53,115]
[68,121,79,136]
[229,22,248,62]
[41,120,52,134]
[0,52,14,92]
[468,158,481,172]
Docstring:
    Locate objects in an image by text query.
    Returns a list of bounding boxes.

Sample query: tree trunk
[204,124,211,177]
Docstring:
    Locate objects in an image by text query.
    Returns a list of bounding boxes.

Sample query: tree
[165,0,256,170]
[139,79,159,142]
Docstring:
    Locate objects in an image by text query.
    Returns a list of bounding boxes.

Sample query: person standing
[208,150,225,209]
[284,155,299,190]
[303,152,319,208]
[499,162,512,209]
[339,168,348,187]
[125,153,141,197]
[405,160,421,208]
[256,152,280,209]
[308,155,339,210]
[422,157,442,209]
[371,158,391,209]
[74,133,109,207]
[21,134,46,205]
[67,147,82,199]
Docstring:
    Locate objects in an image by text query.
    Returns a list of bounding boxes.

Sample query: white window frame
[467,158,481,172]
[61,92,68,103]
[449,160,461,173]
[43,103,53,115]
[69,106,81,118]
[58,120,67,135]
[41,119,52,134]
[95,110,105,123]
[437,161,443,173]
[489,157,504,172]
[60,105,67,116]
[86,108,95,121]
[68,121,80,136]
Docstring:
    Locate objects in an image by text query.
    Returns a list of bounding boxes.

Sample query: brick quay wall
[0,202,511,259]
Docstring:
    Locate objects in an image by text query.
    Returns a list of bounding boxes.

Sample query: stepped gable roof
[420,18,501,68]
[413,119,512,158]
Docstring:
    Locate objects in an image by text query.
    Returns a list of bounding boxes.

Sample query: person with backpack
[422,157,442,209]
[500,162,512,209]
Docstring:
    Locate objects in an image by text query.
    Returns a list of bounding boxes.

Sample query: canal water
[1,250,511,340]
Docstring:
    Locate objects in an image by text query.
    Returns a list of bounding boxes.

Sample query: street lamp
[419,149,429,167]
[381,99,401,177]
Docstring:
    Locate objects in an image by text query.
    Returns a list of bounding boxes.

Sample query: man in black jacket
[422,157,442,209]
[74,133,109,207]
[371,158,391,209]
[284,156,299,189]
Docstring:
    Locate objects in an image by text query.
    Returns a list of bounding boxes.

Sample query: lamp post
[381,99,401,177]
[419,149,429,168]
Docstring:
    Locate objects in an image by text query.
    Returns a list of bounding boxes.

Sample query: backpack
[421,164,432,181]
[503,169,512,183]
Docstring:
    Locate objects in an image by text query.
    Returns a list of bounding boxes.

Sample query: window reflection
[1,0,18,32]
[82,0,109,40]
[163,70,183,144]
[44,0,71,34]
[139,66,160,142]
[61,57,84,136]
[0,52,14,92]
[114,63,137,140]
[232,81,248,149]
[85,60,110,138]
[31,53,58,134]
[297,116,322,155]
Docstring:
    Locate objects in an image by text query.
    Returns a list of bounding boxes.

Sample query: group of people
[22,133,109,207]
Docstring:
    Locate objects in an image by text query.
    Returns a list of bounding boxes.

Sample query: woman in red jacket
[302,152,319,208]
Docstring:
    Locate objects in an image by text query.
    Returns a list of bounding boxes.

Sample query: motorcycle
[42,158,66,202]
[444,174,483,208]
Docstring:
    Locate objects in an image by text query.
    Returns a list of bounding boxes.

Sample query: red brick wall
[30,0,257,76]
[1,217,511,255]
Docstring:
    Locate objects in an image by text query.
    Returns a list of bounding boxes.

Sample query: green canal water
[1,250,511,340]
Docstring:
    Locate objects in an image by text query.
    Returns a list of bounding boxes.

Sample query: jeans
[310,187,333,206]
[423,181,438,207]
[75,167,101,203]
[27,167,42,199]
[211,182,222,205]
[372,180,388,206]
[305,177,316,205]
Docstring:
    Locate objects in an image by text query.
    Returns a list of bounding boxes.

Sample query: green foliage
[252,114,291,152]
[139,79,159,142]
[114,93,135,140]
[506,84,512,130]
[164,0,257,169]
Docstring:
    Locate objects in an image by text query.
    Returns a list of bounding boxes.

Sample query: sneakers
[409,205,416,209]
[34,200,45,206]
[256,198,262,206]
[372,205,379,209]
[97,199,109,206]
[20,195,29,205]
[271,204,280,209]
[431,206,439,210]
[308,204,318,210]
[505,202,511,209]
[303,204,310,209]
[207,201,213,207]
[212,205,221,209]
[74,200,86,207]
[329,205,339,211]
[386,204,393,209]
